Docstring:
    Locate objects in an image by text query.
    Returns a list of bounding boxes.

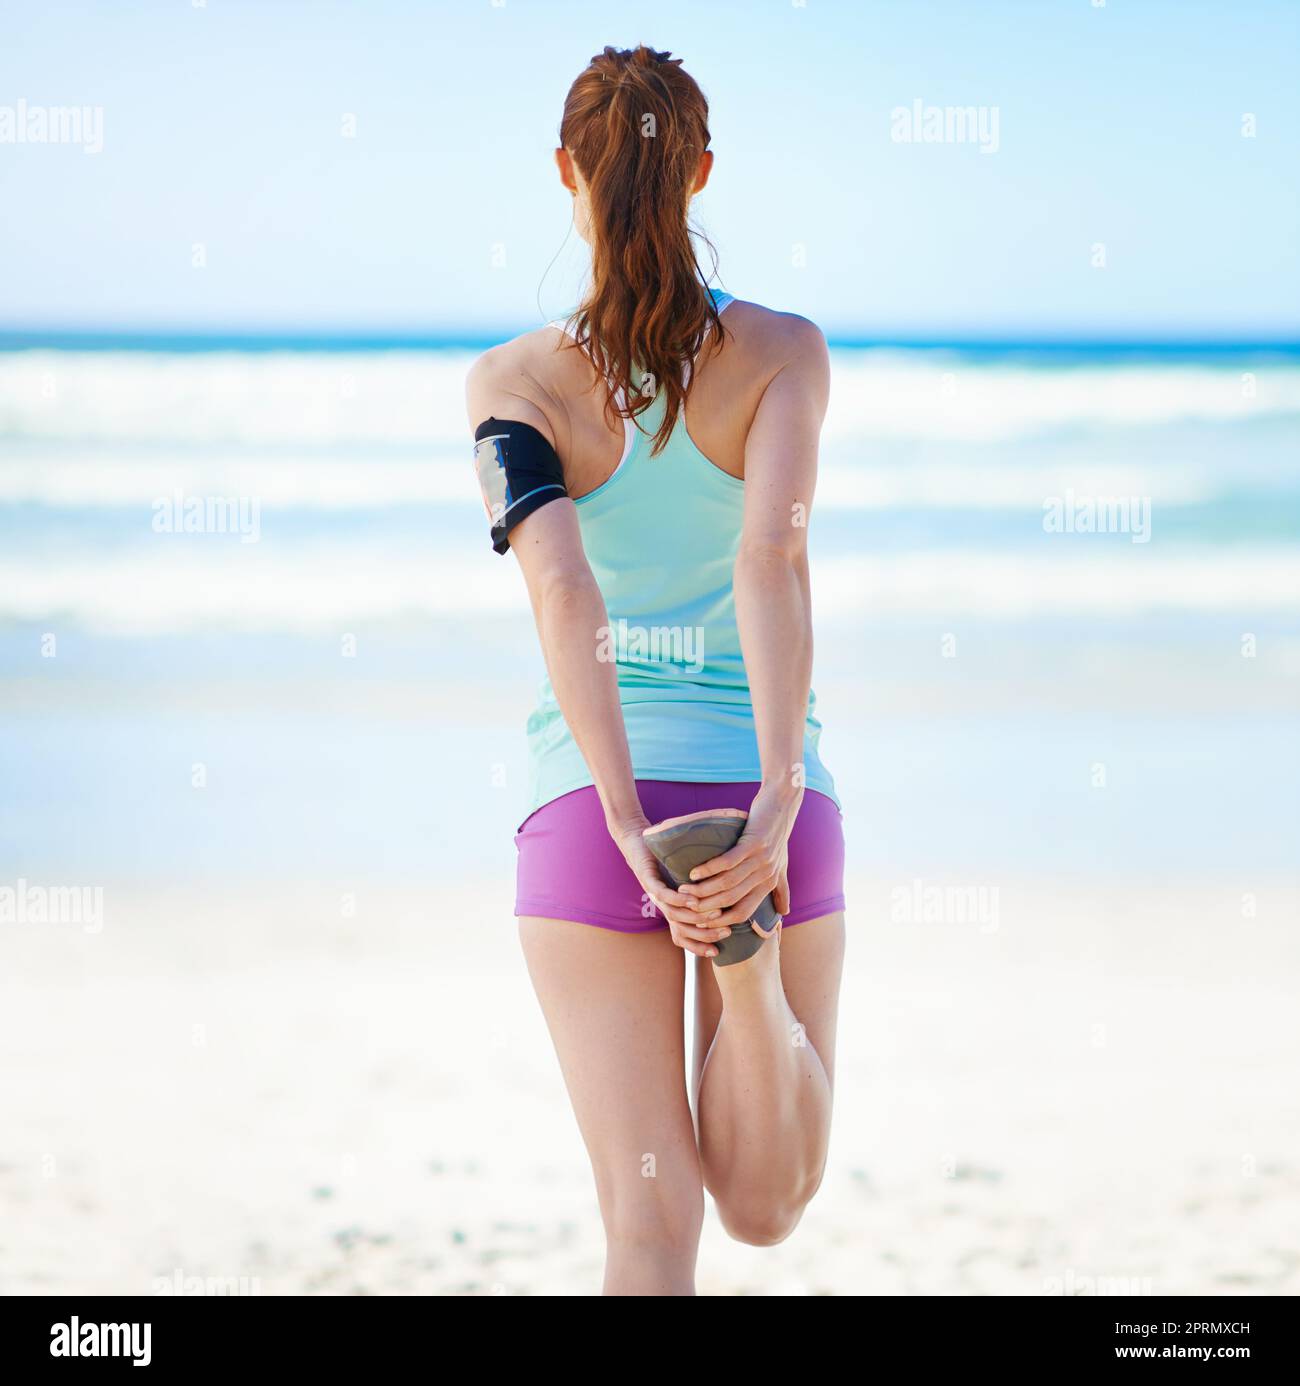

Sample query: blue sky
[1,0,1296,338]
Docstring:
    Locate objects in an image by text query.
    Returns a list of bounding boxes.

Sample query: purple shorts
[515,781,846,933]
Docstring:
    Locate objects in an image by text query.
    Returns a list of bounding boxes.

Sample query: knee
[719,1201,804,1248]
[717,1173,823,1248]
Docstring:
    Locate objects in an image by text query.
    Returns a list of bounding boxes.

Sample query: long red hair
[559,45,722,454]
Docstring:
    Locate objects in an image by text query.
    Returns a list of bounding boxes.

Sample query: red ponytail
[559,45,722,455]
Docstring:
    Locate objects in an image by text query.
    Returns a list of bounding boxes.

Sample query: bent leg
[519,917,703,1295]
[692,912,845,1246]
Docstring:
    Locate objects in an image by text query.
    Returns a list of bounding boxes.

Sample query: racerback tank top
[525,290,838,816]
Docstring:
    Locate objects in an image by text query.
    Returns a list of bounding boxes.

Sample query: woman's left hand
[607,814,733,959]
[676,785,802,928]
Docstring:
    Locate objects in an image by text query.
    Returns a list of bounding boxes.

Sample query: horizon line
[2,325,1298,355]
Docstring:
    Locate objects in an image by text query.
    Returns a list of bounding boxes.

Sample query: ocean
[2,340,1298,889]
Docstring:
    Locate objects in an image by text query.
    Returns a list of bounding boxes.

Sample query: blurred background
[1,0,1297,1295]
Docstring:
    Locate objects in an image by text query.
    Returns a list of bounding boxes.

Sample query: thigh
[519,917,701,1199]
[692,912,846,1097]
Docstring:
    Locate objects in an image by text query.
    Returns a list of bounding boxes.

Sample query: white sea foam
[0,452,1232,512]
[813,550,1300,619]
[4,547,1296,635]
[814,462,1221,511]
[0,350,477,446]
[823,352,1300,442]
[4,349,1297,448]
[0,454,469,509]
[0,547,520,635]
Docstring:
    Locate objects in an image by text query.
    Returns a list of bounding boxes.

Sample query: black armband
[473,417,568,555]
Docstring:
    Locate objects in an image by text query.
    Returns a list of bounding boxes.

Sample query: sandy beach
[4,875,1296,1297]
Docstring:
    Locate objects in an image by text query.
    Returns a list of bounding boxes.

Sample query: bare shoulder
[713,302,830,425]
[464,326,568,439]
[719,299,828,371]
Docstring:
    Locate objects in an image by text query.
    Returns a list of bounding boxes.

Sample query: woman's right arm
[679,316,831,925]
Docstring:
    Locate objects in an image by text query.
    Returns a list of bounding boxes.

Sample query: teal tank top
[526,291,838,815]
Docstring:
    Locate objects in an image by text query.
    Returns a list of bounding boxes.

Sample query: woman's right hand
[608,817,734,960]
[676,783,801,925]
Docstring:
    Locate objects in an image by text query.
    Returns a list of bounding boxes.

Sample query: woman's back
[478,290,838,814]
[491,292,811,497]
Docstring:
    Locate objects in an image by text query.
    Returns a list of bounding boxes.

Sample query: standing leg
[692,913,845,1245]
[520,917,704,1295]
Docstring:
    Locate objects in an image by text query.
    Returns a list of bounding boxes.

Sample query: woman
[466,44,845,1296]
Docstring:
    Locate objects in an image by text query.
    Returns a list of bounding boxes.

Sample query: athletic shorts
[515,780,845,932]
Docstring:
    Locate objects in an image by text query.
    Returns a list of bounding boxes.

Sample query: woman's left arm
[466,357,727,955]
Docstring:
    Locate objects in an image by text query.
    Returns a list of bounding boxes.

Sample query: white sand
[2,878,1297,1296]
